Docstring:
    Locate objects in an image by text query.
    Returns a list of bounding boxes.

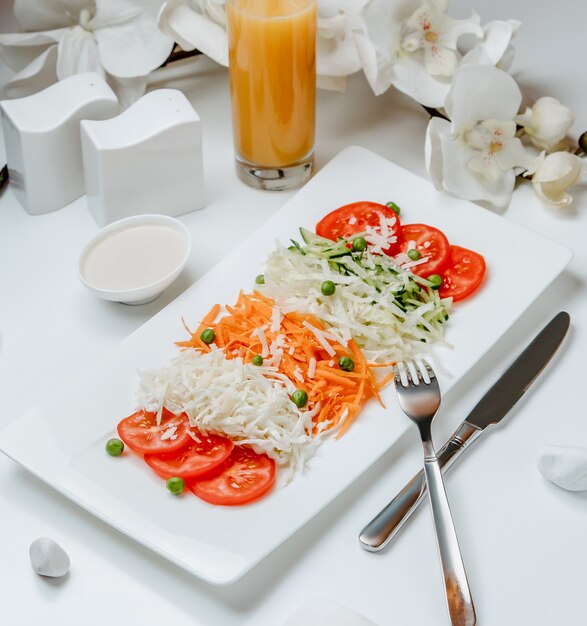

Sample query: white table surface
[1,1,586,624]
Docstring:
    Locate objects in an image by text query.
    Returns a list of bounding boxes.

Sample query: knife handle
[359,422,483,552]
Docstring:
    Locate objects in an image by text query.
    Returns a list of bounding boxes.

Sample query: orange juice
[227,0,316,170]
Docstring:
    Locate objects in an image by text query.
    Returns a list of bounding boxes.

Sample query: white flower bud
[532,151,584,208]
[516,97,574,151]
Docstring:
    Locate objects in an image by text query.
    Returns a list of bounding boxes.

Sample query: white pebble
[29,538,70,578]
[537,445,587,491]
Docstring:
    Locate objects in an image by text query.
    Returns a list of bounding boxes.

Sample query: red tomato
[439,245,486,302]
[315,201,402,254]
[189,446,275,506]
[397,223,451,277]
[144,433,234,479]
[117,409,191,455]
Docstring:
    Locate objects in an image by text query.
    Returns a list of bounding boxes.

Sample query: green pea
[252,355,263,366]
[338,356,355,372]
[255,274,265,285]
[166,476,185,495]
[352,236,367,252]
[428,274,443,290]
[321,280,336,296]
[291,389,308,408]
[385,201,401,215]
[407,249,421,261]
[105,438,124,457]
[200,328,216,344]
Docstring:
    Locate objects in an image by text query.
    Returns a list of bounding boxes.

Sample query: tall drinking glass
[226,0,317,190]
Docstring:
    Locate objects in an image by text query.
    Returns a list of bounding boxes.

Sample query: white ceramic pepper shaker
[80,88,205,227]
[0,72,118,215]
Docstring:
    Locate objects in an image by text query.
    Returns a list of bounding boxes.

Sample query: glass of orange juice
[226,0,317,190]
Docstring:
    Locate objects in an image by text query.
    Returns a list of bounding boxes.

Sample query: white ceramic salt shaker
[81,89,205,227]
[0,73,118,215]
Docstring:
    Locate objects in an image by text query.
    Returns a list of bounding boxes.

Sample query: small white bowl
[79,214,191,305]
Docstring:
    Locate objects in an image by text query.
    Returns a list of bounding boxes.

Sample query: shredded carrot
[177,291,394,435]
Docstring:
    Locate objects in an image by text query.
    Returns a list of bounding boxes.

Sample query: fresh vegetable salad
[109,201,486,506]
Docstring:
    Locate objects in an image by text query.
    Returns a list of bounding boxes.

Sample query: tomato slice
[117,409,191,455]
[397,223,451,277]
[144,433,234,479]
[439,245,486,302]
[315,201,402,255]
[189,446,275,506]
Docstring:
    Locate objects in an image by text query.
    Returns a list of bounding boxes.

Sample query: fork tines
[393,359,436,387]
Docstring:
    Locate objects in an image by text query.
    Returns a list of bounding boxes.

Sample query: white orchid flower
[532,152,584,208]
[316,0,369,92]
[399,0,483,77]
[0,0,174,106]
[158,0,228,66]
[516,97,575,151]
[354,0,485,107]
[461,19,520,70]
[425,64,541,208]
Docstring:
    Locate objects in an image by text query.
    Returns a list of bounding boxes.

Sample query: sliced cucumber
[299,227,334,246]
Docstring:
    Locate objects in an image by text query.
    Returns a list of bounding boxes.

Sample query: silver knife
[359,311,571,552]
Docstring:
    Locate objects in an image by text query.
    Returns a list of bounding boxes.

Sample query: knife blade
[359,311,571,552]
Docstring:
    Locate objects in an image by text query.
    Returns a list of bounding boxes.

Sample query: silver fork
[394,360,476,626]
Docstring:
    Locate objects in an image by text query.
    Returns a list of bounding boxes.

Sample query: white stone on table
[537,444,587,491]
[29,537,70,578]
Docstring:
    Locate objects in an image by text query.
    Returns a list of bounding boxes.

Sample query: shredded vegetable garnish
[177,291,390,436]
[138,349,322,478]
[261,231,452,364]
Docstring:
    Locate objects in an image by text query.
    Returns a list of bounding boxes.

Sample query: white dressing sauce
[82,225,188,291]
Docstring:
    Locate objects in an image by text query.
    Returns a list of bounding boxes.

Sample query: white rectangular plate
[0,146,572,584]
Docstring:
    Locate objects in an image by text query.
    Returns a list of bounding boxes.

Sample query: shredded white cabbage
[137,349,328,480]
[262,242,452,363]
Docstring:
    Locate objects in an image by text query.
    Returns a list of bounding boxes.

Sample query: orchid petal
[318,13,347,40]
[362,0,417,51]
[201,0,227,27]
[392,52,451,108]
[435,11,482,49]
[494,137,540,174]
[316,0,369,77]
[439,132,515,208]
[422,41,457,76]
[430,0,448,12]
[445,65,521,132]
[0,29,66,71]
[1,45,58,99]
[532,152,584,207]
[158,1,228,66]
[93,0,174,78]
[108,73,147,109]
[461,20,519,68]
[56,26,104,79]
[406,6,432,32]
[467,152,503,182]
[425,116,450,190]
[317,28,363,77]
[533,182,574,208]
[533,152,582,184]
[317,34,363,77]
[13,0,94,31]
[353,31,395,96]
